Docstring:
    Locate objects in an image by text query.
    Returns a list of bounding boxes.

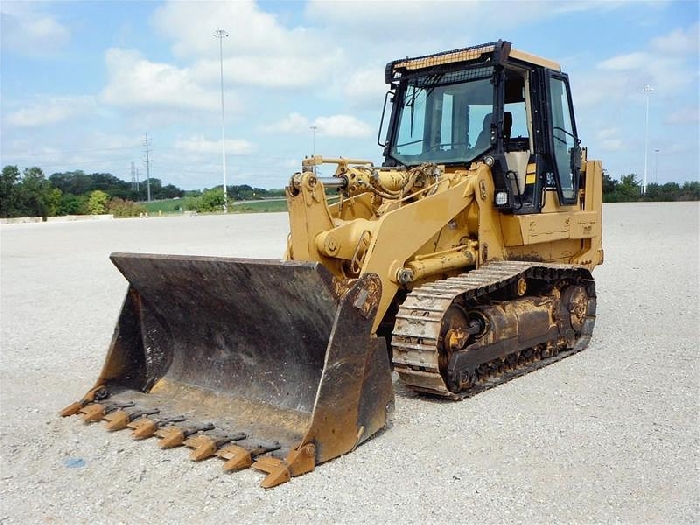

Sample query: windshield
[389,68,494,166]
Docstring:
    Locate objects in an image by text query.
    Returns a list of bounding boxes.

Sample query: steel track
[391,260,596,399]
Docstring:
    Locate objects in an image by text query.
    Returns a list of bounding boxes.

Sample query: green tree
[58,193,88,215]
[604,173,642,203]
[16,167,53,218]
[679,181,700,201]
[87,190,109,215]
[0,165,20,217]
[602,169,617,196]
[201,187,225,211]
[107,197,147,217]
[44,187,63,216]
[183,195,203,211]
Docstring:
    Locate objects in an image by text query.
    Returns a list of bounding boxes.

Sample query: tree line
[180,185,285,213]
[1,164,697,219]
[602,171,699,203]
[0,165,285,218]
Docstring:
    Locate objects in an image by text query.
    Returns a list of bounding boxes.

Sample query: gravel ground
[1,203,698,524]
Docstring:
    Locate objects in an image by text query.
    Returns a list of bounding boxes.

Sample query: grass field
[142,198,184,213]
[142,198,288,214]
[231,200,288,213]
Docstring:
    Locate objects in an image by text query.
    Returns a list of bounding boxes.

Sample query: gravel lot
[1,203,698,524]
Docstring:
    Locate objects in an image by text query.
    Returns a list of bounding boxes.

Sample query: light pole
[310,125,317,156]
[215,28,229,213]
[642,84,654,195]
[310,125,318,174]
[654,148,660,184]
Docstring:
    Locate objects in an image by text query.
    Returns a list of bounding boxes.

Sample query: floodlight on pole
[642,84,654,195]
[654,148,660,184]
[310,125,318,174]
[215,28,229,213]
[310,125,318,156]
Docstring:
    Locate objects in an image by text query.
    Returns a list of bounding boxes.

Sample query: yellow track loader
[62,41,603,488]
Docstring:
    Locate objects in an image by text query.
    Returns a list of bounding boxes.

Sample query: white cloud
[664,107,700,126]
[261,113,310,134]
[261,113,372,138]
[651,23,699,55]
[151,0,342,88]
[305,0,621,45]
[153,0,296,57]
[598,52,650,71]
[600,139,624,152]
[0,3,70,56]
[314,115,373,138]
[100,48,221,112]
[342,67,388,109]
[593,128,624,152]
[576,23,698,108]
[191,52,343,89]
[5,97,97,127]
[596,127,620,140]
[174,136,255,155]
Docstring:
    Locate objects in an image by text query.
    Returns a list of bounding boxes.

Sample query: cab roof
[386,40,561,84]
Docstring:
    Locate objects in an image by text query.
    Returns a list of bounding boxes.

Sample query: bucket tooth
[128,418,158,440]
[81,401,134,423]
[157,423,214,449]
[218,445,253,472]
[105,407,160,432]
[104,410,129,431]
[253,456,292,489]
[60,386,108,417]
[253,443,316,488]
[156,426,186,449]
[184,432,247,462]
[60,401,85,418]
[80,403,107,422]
[218,441,281,472]
[285,443,316,477]
[183,435,216,461]
[128,415,185,440]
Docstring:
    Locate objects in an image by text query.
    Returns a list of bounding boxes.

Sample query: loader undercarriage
[392,260,596,398]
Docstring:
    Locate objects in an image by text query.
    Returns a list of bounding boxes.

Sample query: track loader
[62,41,603,488]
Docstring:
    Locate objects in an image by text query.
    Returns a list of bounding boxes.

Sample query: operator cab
[380,40,582,214]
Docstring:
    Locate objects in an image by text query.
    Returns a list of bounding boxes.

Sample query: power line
[8,144,142,157]
[28,157,136,170]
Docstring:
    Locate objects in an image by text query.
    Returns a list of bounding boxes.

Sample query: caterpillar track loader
[62,41,603,488]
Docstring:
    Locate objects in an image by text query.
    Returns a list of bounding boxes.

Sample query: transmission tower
[130,162,137,192]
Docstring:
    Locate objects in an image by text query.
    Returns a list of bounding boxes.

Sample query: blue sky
[1,0,698,190]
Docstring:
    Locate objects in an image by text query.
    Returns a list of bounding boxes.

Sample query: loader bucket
[62,253,393,488]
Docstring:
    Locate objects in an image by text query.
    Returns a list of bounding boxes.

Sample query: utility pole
[136,168,141,200]
[131,162,136,191]
[642,84,654,195]
[215,28,229,213]
[143,133,152,202]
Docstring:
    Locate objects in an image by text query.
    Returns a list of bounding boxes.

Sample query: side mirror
[377,90,394,148]
[570,144,582,174]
